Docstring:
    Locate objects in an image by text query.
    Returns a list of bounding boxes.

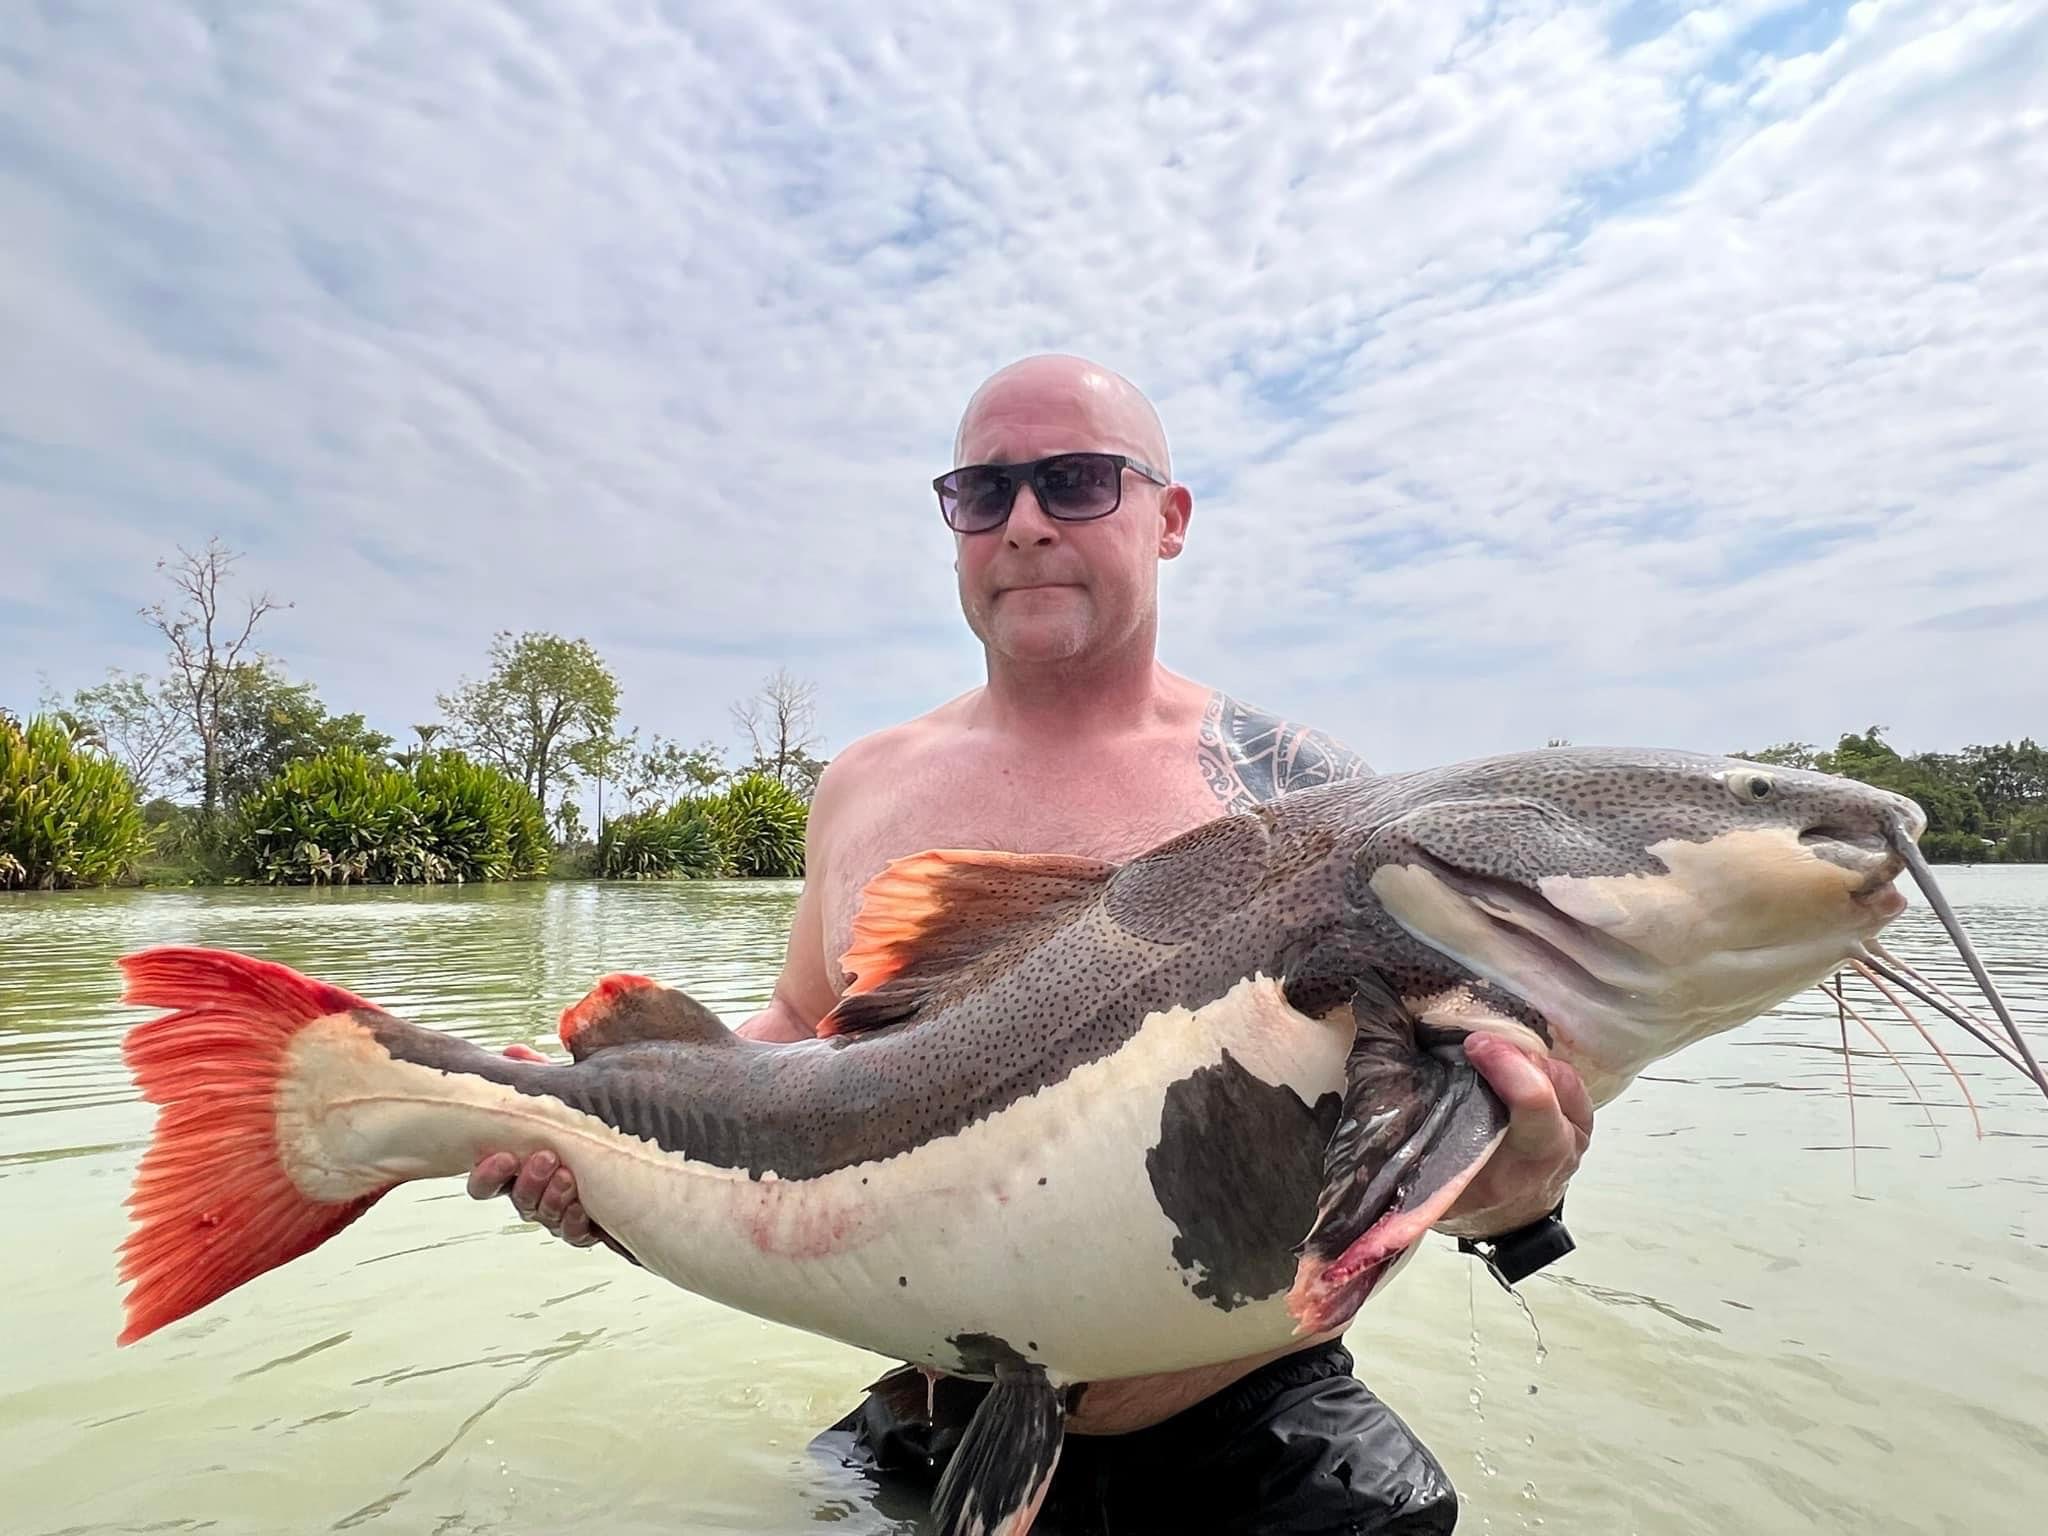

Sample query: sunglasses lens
[936,454,1126,531]
[938,468,1014,532]
[1036,454,1120,518]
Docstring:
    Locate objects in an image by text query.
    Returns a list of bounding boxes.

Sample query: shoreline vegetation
[4,539,820,892]
[7,539,2048,893]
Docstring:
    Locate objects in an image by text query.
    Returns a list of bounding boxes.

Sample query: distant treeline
[4,538,822,890]
[8,541,2042,891]
[1732,728,2048,864]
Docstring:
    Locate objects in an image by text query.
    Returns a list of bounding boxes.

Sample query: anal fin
[557,974,731,1060]
[932,1365,1067,1536]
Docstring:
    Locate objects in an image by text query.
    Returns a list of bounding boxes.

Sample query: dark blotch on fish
[1147,1052,1341,1310]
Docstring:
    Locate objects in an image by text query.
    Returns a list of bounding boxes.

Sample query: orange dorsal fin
[816,849,1116,1039]
[558,974,731,1060]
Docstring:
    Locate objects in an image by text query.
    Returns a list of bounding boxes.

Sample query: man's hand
[466,1042,609,1249]
[1434,1032,1593,1240]
[468,1148,609,1247]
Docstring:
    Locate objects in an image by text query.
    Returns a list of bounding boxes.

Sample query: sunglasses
[933,451,1168,534]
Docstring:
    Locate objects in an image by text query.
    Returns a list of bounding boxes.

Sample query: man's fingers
[1465,1034,1559,1114]
[467,1151,519,1201]
[509,1151,559,1220]
[559,1205,599,1247]
[536,1166,578,1227]
[1546,1056,1595,1141]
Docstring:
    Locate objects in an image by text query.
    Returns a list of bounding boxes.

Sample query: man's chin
[989,616,1095,664]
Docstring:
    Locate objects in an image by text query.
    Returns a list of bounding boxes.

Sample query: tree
[569,728,636,826]
[1959,738,2048,832]
[555,796,587,847]
[392,723,446,770]
[624,734,727,810]
[732,667,826,798]
[55,671,186,797]
[213,662,394,805]
[142,539,288,820]
[1737,741,1825,770]
[438,631,620,806]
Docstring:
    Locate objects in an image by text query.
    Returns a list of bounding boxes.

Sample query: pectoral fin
[819,850,1116,1038]
[1287,977,1510,1335]
[931,1363,1067,1536]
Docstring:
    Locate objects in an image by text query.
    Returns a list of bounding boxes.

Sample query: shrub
[711,772,807,878]
[241,747,551,884]
[412,751,552,880]
[597,797,724,879]
[0,714,152,889]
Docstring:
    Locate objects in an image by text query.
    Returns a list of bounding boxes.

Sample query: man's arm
[468,761,850,1243]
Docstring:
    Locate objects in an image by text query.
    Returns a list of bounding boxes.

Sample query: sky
[4,0,2044,786]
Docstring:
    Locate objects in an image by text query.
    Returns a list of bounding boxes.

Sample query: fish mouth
[1801,824,1908,912]
[1401,849,1637,1028]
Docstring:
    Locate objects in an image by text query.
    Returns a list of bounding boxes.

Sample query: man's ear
[1157,484,1193,560]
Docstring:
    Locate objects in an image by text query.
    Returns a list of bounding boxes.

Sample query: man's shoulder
[1194,688,1372,813]
[808,697,970,810]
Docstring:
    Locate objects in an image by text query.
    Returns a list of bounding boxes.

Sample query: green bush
[597,797,724,879]
[712,772,807,878]
[412,751,552,880]
[241,747,550,884]
[0,714,152,889]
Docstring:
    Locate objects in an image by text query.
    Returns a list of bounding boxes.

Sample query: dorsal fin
[557,974,731,1060]
[817,849,1116,1039]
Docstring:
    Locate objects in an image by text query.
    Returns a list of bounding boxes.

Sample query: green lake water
[3,872,2045,1534]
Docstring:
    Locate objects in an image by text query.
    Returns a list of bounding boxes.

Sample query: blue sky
[3,0,2043,788]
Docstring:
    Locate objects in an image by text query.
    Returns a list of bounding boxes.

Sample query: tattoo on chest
[1196,691,1370,814]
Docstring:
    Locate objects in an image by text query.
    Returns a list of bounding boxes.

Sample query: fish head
[1358,748,1928,1104]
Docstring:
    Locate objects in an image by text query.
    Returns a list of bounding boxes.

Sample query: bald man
[471,354,1592,1532]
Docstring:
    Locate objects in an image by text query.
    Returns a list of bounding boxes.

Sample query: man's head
[943,354,1192,669]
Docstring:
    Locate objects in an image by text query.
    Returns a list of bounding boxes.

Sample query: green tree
[555,796,587,847]
[1959,738,2048,832]
[569,727,636,827]
[625,733,727,810]
[438,631,620,806]
[1738,741,1826,771]
[51,669,189,799]
[215,661,394,806]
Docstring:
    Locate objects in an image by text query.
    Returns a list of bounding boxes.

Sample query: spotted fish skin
[114,746,1931,1394]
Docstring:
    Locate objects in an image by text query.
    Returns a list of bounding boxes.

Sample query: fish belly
[283,976,1353,1385]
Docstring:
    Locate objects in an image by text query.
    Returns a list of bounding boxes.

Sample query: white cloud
[2,0,2041,778]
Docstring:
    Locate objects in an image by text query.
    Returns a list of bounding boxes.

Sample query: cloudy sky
[4,0,2043,782]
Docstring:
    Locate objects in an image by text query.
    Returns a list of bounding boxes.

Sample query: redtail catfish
[112,747,2046,1536]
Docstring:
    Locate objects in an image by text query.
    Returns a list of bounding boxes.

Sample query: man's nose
[1004,484,1061,547]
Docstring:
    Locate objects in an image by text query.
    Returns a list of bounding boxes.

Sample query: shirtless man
[470,354,1593,1532]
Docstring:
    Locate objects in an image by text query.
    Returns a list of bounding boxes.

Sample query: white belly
[285,974,1355,1385]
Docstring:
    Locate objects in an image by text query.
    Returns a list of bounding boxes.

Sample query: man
[470,354,1592,1532]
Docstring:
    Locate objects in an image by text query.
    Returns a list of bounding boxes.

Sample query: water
[3,871,2046,1534]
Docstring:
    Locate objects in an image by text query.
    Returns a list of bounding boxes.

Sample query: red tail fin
[115,945,395,1346]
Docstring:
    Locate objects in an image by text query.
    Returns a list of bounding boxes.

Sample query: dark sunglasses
[933,451,1168,534]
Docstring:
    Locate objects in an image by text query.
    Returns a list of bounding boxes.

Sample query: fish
[109,746,2047,1536]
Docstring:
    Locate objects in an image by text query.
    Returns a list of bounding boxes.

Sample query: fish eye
[1721,769,1775,803]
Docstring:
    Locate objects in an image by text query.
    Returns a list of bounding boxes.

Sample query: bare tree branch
[140,538,290,818]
